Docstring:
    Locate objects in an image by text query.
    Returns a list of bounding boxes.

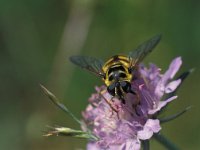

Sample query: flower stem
[154,133,180,150]
[142,140,150,150]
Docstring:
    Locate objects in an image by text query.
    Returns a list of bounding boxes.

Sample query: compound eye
[120,81,127,87]
[119,73,126,78]
[108,75,114,81]
[120,81,131,92]
[107,83,115,96]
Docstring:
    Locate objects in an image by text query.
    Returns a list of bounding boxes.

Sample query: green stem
[154,133,180,150]
[142,140,150,150]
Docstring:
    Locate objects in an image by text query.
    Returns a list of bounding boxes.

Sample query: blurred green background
[0,0,200,149]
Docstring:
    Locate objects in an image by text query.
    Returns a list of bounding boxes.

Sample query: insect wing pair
[70,35,161,103]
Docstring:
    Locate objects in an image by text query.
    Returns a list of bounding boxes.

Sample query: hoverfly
[70,35,161,105]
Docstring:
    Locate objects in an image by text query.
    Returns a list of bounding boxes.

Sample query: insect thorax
[102,55,133,86]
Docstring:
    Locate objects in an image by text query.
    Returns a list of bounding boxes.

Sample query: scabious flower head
[82,57,182,150]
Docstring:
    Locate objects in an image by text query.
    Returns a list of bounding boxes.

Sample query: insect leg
[121,98,125,104]
[99,90,119,114]
[132,92,141,116]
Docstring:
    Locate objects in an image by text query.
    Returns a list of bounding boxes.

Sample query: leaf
[159,106,192,123]
[40,84,82,125]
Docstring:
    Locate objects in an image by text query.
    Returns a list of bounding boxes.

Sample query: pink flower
[82,57,182,150]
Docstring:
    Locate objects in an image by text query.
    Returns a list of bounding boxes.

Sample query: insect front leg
[99,90,120,118]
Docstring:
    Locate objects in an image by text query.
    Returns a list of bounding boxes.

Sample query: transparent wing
[129,34,161,67]
[69,55,105,78]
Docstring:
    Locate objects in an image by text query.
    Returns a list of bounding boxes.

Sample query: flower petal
[137,119,161,140]
[148,96,178,114]
[87,143,101,150]
[124,139,141,150]
[164,57,182,80]
[137,128,153,140]
[146,119,161,133]
[165,79,181,93]
[155,57,182,97]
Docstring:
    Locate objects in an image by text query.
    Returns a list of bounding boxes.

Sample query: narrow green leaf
[159,106,192,123]
[154,133,180,150]
[40,84,82,125]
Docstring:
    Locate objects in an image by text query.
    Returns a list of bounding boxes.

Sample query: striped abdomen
[102,55,132,86]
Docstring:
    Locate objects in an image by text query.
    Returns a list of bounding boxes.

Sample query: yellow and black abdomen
[102,55,133,86]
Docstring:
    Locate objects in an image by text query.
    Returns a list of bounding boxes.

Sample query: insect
[70,35,161,105]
